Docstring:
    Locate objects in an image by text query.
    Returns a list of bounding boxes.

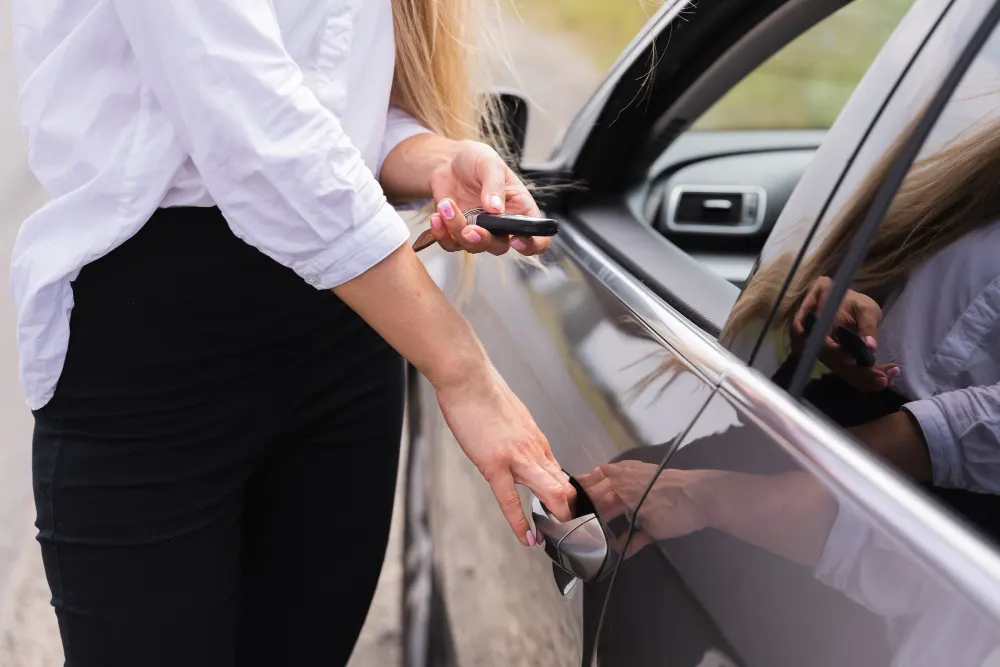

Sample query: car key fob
[833,326,875,367]
[471,213,559,237]
[801,311,875,367]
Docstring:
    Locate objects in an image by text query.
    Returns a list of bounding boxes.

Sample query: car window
[497,0,662,160]
[693,0,914,131]
[731,8,1000,542]
[642,0,915,290]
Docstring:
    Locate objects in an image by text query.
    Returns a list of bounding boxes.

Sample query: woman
[11,1,575,665]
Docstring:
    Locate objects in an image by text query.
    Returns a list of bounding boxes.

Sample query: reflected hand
[578,461,723,557]
[791,277,899,392]
[435,365,575,546]
[415,140,550,257]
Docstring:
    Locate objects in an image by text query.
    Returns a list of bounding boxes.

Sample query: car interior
[551,0,912,337]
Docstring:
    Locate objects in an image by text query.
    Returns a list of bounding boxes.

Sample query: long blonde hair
[390,0,507,148]
[721,112,1000,347]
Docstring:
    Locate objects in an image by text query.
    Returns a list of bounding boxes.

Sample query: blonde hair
[721,112,1000,347]
[390,0,508,149]
[389,0,513,295]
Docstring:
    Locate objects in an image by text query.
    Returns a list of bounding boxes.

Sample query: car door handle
[528,472,619,586]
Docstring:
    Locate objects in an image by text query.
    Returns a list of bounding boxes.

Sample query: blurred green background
[516,0,914,130]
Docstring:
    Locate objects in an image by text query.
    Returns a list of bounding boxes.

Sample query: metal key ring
[463,207,486,221]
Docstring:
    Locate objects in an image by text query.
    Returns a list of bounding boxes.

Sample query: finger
[488,472,533,546]
[584,476,630,520]
[624,531,654,559]
[430,214,460,252]
[516,458,573,523]
[457,224,502,254]
[436,196,494,253]
[510,235,551,256]
[476,153,509,213]
[852,302,881,350]
[486,233,512,257]
[576,466,607,490]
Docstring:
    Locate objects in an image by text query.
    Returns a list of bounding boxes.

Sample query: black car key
[801,311,875,367]
[412,209,559,253]
[471,213,559,237]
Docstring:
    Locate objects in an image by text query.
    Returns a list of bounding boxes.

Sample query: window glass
[732,12,1000,541]
[499,1,665,160]
[641,0,914,291]
[693,0,914,131]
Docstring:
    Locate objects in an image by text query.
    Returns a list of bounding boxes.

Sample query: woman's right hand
[434,364,576,546]
[791,277,899,392]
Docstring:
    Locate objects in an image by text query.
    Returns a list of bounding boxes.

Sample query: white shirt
[874,220,1000,494]
[10,0,430,410]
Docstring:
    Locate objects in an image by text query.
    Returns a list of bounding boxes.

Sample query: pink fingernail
[510,238,528,252]
[437,200,455,220]
[865,336,877,350]
[887,367,901,380]
[489,194,504,212]
[526,530,537,547]
[430,214,443,231]
[463,228,482,243]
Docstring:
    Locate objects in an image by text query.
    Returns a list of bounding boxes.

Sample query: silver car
[405,0,1000,664]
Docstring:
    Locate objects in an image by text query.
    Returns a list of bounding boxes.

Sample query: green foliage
[520,0,914,130]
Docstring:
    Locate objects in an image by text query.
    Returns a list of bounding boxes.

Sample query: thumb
[852,301,882,350]
[476,151,508,214]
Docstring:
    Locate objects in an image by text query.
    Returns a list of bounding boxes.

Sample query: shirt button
[305,275,320,286]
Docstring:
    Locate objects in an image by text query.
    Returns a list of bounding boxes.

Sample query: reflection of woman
[580,458,1000,667]
[727,118,1000,496]
[12,1,574,664]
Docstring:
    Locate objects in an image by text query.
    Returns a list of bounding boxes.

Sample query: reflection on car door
[593,1,1000,665]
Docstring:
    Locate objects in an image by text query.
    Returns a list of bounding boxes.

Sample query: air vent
[665,185,767,235]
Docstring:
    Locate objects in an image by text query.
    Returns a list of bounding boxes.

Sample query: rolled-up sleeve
[111,0,410,288]
[377,106,433,178]
[904,384,1000,494]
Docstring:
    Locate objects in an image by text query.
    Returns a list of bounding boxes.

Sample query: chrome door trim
[557,220,1000,623]
[555,222,733,387]
[720,363,1000,622]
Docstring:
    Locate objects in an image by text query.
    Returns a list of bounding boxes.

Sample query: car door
[592,0,1000,665]
[405,1,935,667]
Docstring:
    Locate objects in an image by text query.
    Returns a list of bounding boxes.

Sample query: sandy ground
[0,9,599,666]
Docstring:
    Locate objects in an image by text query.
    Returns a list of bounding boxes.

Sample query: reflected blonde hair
[721,112,1000,347]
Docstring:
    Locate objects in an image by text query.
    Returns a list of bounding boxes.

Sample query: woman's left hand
[421,141,550,257]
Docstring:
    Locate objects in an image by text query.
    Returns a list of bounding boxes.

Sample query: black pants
[31,208,404,666]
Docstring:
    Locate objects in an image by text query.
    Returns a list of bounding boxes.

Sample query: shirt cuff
[297,201,411,289]
[903,398,961,489]
[814,501,870,591]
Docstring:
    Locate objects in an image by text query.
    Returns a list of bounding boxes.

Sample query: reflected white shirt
[10,0,430,410]
[876,220,1000,494]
